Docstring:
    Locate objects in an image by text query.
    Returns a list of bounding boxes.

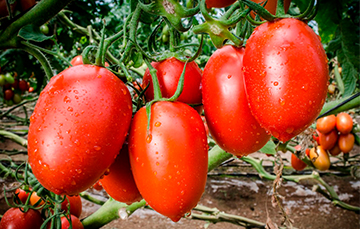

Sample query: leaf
[18,24,53,42]
[315,0,341,44]
[260,140,276,155]
[337,18,360,96]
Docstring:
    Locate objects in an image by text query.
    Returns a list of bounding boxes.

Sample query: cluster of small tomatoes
[0,72,33,106]
[291,112,356,172]
[0,188,83,229]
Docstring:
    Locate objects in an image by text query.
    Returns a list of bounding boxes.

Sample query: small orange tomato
[336,113,353,134]
[338,133,355,153]
[329,144,342,156]
[29,192,45,206]
[291,154,307,171]
[316,115,336,134]
[309,146,331,171]
[319,129,338,150]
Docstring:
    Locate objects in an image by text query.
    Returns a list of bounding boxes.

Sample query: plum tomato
[28,65,132,195]
[318,129,338,150]
[338,133,355,153]
[19,79,29,92]
[14,189,30,204]
[61,195,82,218]
[0,208,43,229]
[129,101,208,222]
[309,146,331,171]
[329,144,342,156]
[291,154,307,171]
[250,0,291,18]
[316,115,336,134]
[202,45,270,156]
[4,89,14,100]
[100,143,142,205]
[46,215,84,229]
[142,57,202,105]
[243,18,329,142]
[336,113,353,134]
[205,0,236,8]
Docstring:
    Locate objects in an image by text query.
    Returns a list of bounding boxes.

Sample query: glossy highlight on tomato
[129,101,208,222]
[202,45,270,156]
[338,133,355,153]
[316,115,336,134]
[243,18,329,142]
[28,65,132,195]
[336,112,353,134]
[142,57,202,105]
[100,143,142,205]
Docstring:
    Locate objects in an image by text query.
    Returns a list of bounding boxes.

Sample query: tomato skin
[28,65,132,195]
[142,57,202,105]
[250,0,291,18]
[19,0,36,12]
[0,208,43,229]
[46,215,84,229]
[4,89,14,100]
[243,18,329,142]
[70,55,84,66]
[336,113,353,134]
[61,195,82,218]
[205,0,236,8]
[291,154,307,171]
[29,192,45,206]
[202,46,270,156]
[129,101,208,222]
[14,189,30,204]
[338,133,355,153]
[329,144,342,156]
[319,129,338,150]
[316,115,336,134]
[309,146,331,171]
[19,79,29,92]
[92,180,103,191]
[100,144,142,205]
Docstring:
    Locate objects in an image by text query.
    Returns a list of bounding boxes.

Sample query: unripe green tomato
[186,0,194,8]
[4,73,15,84]
[0,74,5,86]
[13,93,22,104]
[162,25,170,36]
[40,24,49,35]
[5,98,14,106]
[162,34,169,43]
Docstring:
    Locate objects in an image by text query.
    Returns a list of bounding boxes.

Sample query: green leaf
[337,18,360,96]
[18,24,53,42]
[259,140,276,155]
[315,0,341,44]
[130,51,143,68]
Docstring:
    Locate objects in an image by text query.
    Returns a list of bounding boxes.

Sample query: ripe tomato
[205,0,235,8]
[316,115,336,134]
[142,57,202,105]
[100,143,142,205]
[0,0,17,18]
[19,0,36,11]
[70,55,84,66]
[92,180,103,191]
[329,144,342,156]
[129,101,208,222]
[318,129,338,150]
[4,89,14,100]
[14,189,30,204]
[309,146,331,171]
[28,65,132,195]
[19,79,29,92]
[29,192,45,206]
[291,154,307,171]
[61,195,82,218]
[202,45,270,156]
[0,208,43,229]
[243,18,329,142]
[250,0,291,18]
[338,133,355,153]
[336,113,353,134]
[46,215,84,229]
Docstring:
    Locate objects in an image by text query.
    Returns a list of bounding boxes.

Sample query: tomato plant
[243,18,329,142]
[316,115,336,134]
[0,208,43,229]
[128,101,208,222]
[309,146,331,171]
[318,129,338,150]
[291,154,307,171]
[27,65,133,195]
[336,113,353,134]
[100,143,142,205]
[202,45,270,156]
[338,133,355,153]
[142,57,202,106]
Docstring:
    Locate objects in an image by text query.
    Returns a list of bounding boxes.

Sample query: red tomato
[61,195,82,218]
[319,129,338,150]
[291,154,307,171]
[329,144,342,156]
[338,133,355,153]
[243,18,329,142]
[19,0,36,12]
[0,0,17,18]
[336,113,353,134]
[0,208,43,229]
[142,57,202,105]
[316,115,336,134]
[4,89,14,100]
[46,215,84,229]
[14,189,30,204]
[250,0,291,18]
[70,55,84,66]
[28,65,132,195]
[100,143,142,205]
[129,101,208,222]
[202,45,270,156]
[19,79,29,92]
[92,180,103,191]
[309,146,331,171]
[205,0,236,8]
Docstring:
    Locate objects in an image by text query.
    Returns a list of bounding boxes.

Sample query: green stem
[334,63,345,95]
[0,130,28,147]
[207,145,233,172]
[0,96,38,119]
[318,93,360,119]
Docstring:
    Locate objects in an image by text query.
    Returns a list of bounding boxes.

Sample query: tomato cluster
[315,113,355,155]
[0,72,33,106]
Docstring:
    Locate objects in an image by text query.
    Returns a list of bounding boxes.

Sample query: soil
[0,105,360,229]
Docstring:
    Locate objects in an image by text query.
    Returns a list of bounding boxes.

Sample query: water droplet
[155,121,161,127]
[227,75,232,79]
[71,180,76,185]
[74,112,80,117]
[146,134,152,143]
[272,131,279,138]
[177,171,180,175]
[156,162,160,166]
[73,90,79,94]
[94,145,101,151]
[76,169,82,174]
[97,75,102,78]
[168,175,172,179]
[273,81,279,86]
[286,127,294,134]
[67,107,73,112]
[118,208,129,220]
[279,98,285,106]
[74,139,80,146]
[136,157,140,162]
[180,190,184,195]
[154,171,157,175]
[309,100,313,105]
[64,96,71,103]
[122,89,127,95]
